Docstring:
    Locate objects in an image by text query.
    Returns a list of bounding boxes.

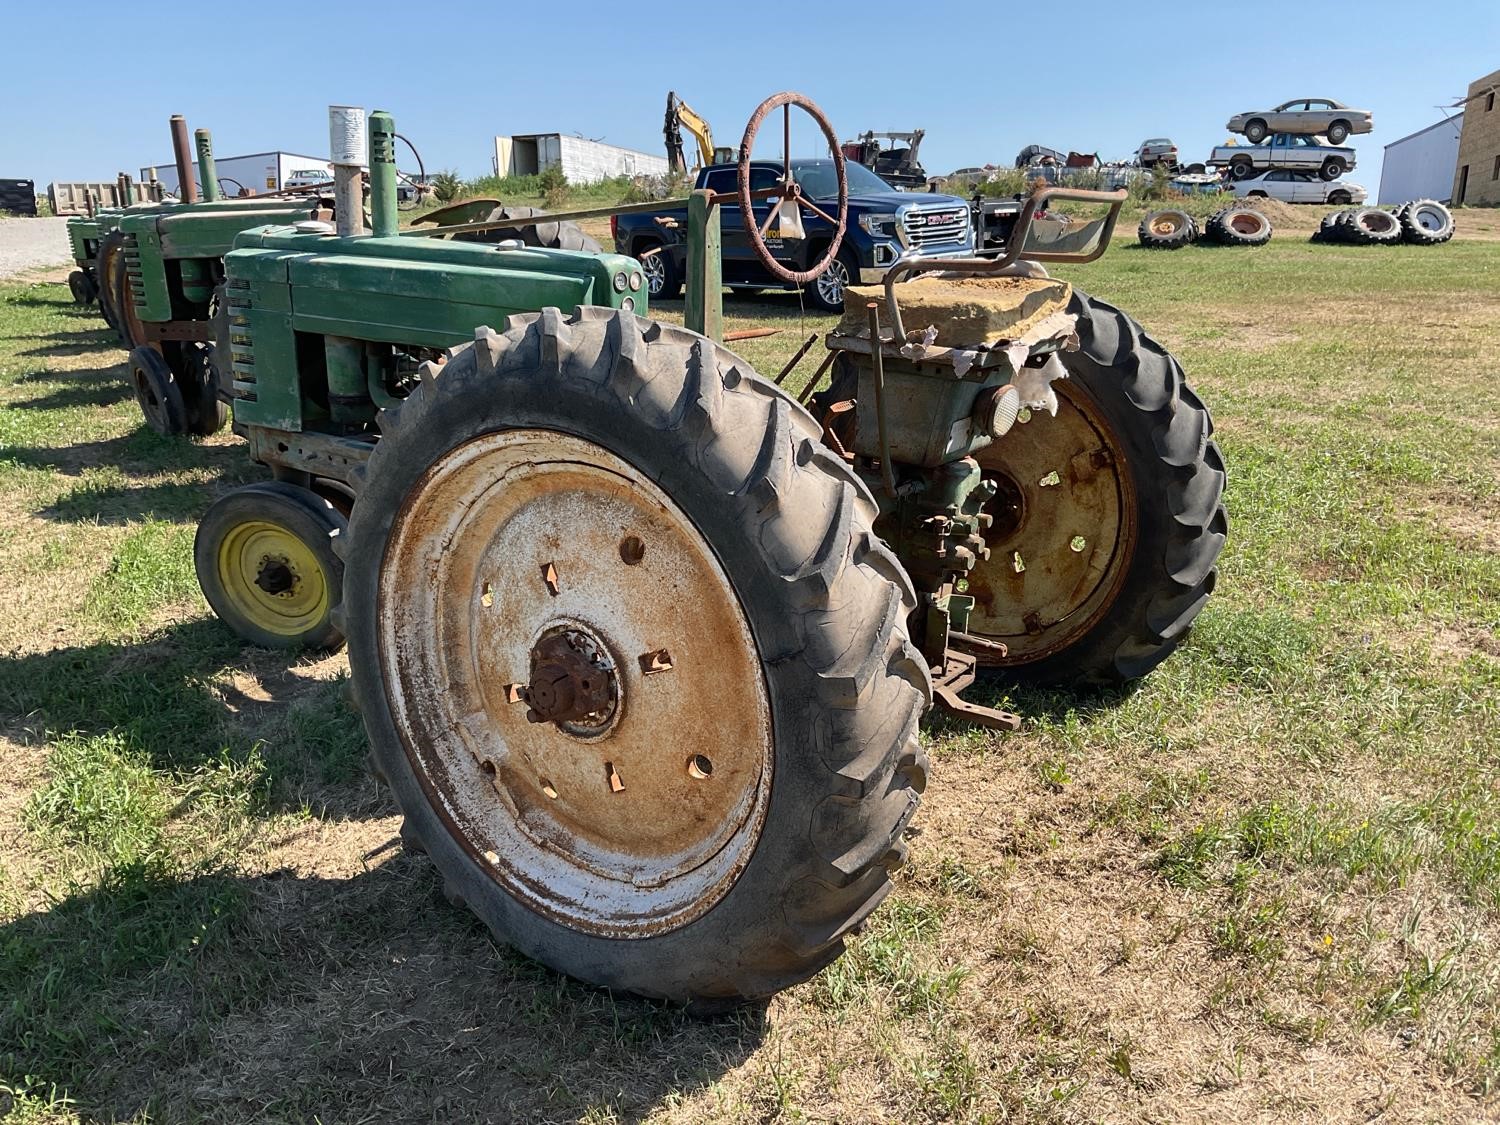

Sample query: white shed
[1378,116,1463,204]
[139,151,335,197]
[492,134,669,184]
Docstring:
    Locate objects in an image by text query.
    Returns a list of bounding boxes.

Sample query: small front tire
[128,346,189,435]
[195,482,348,651]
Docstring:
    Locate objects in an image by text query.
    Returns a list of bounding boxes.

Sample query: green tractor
[66,115,334,435]
[192,95,1226,1005]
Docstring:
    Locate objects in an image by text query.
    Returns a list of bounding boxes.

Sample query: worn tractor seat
[839,275,1073,349]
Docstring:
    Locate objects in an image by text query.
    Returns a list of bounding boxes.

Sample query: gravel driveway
[0,217,74,280]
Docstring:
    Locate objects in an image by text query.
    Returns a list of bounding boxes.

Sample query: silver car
[1234,169,1366,206]
[1226,99,1374,145]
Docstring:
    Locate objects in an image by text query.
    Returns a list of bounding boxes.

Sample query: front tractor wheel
[195,482,348,650]
[963,289,1227,684]
[342,307,929,1005]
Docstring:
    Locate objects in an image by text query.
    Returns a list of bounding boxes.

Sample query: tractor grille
[901,204,970,249]
[226,278,256,402]
[123,234,144,309]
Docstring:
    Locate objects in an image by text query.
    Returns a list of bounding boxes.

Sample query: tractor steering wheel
[737,92,849,287]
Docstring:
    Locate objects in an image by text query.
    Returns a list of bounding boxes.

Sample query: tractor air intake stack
[170,115,199,204]
[328,105,367,238]
[368,111,398,238]
[195,128,222,202]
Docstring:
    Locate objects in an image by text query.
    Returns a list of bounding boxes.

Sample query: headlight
[860,213,899,238]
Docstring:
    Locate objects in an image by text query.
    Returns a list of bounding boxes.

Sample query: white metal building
[140,151,334,197]
[492,134,669,184]
[1378,116,1463,204]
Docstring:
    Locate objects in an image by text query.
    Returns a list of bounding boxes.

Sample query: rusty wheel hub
[964,383,1136,665]
[253,555,296,596]
[378,429,773,937]
[523,626,619,734]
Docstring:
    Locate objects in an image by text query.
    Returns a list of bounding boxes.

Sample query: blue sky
[4,0,1495,194]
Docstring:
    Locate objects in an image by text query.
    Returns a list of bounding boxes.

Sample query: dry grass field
[1,205,1497,1123]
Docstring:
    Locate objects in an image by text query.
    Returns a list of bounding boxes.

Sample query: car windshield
[793,159,890,198]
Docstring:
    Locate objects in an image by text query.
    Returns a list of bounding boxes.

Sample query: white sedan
[1235,170,1367,206]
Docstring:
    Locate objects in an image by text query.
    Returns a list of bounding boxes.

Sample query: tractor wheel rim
[963,382,1136,665]
[1414,206,1444,232]
[217,520,328,635]
[641,251,666,296]
[815,259,850,305]
[377,429,773,937]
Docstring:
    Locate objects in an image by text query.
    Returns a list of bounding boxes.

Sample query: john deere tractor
[192,95,1226,1005]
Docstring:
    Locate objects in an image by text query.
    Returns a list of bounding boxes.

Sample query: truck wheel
[94,231,126,338]
[195,482,347,651]
[1243,119,1268,144]
[1326,120,1350,144]
[1319,159,1345,182]
[127,346,189,436]
[636,238,681,299]
[1137,210,1197,249]
[805,246,859,312]
[1229,157,1254,180]
[962,289,1227,683]
[1397,199,1455,245]
[341,307,929,1005]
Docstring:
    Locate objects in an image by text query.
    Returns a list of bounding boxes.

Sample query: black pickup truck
[612,158,974,312]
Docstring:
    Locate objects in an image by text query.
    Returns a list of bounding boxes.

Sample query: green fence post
[684,188,722,343]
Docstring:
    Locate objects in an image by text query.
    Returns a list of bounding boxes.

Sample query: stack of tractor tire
[1310,199,1454,246]
[1138,206,1272,249]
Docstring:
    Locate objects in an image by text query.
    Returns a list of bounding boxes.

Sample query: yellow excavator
[663,91,734,174]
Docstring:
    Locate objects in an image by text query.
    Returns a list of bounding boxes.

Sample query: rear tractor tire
[1346,207,1402,245]
[454,204,602,253]
[959,289,1227,684]
[341,306,929,1005]
[1207,207,1272,246]
[195,482,348,651]
[1397,199,1455,245]
[94,230,127,338]
[1137,209,1197,250]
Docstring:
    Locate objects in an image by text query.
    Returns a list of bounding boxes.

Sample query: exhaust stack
[170,115,199,204]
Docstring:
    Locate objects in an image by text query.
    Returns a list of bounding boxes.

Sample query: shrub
[430,170,463,203]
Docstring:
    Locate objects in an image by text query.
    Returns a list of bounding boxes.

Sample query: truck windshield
[792,159,891,198]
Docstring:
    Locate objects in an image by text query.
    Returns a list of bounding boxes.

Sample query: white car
[1235,169,1366,206]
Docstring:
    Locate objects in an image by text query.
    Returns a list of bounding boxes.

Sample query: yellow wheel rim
[216,519,329,636]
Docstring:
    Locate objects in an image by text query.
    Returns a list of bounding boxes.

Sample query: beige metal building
[1453,67,1500,206]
